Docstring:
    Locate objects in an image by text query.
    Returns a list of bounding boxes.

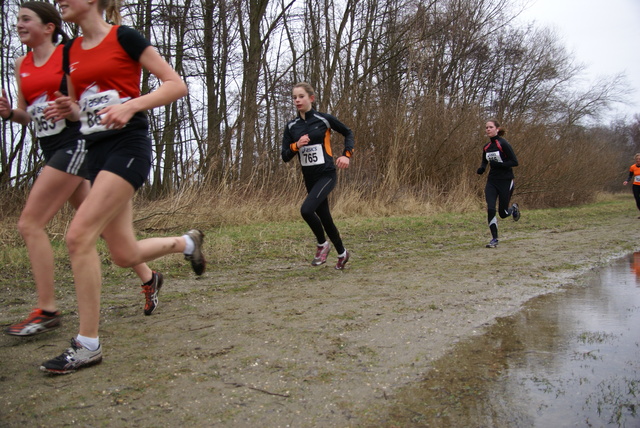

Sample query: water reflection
[630,252,640,283]
[372,255,640,427]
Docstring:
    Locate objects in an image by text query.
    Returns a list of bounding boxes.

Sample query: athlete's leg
[497,179,515,219]
[315,199,345,255]
[633,185,640,212]
[101,198,187,268]
[485,181,499,239]
[17,166,87,313]
[301,175,336,244]
[65,171,136,338]
[87,137,166,283]
[131,263,153,284]
[67,169,198,337]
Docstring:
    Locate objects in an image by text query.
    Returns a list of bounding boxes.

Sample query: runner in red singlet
[0,2,163,340]
[39,0,204,374]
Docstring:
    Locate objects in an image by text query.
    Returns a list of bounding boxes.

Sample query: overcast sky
[517,0,640,121]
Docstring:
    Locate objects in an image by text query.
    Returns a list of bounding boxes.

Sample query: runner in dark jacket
[282,82,354,269]
[477,120,521,248]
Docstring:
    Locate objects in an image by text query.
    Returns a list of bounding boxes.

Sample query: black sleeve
[281,123,298,163]
[478,149,488,172]
[491,138,518,169]
[501,140,519,168]
[117,26,152,62]
[324,113,355,158]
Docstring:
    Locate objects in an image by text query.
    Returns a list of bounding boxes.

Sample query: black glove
[477,167,485,175]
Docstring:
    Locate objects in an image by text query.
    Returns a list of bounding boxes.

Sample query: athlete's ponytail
[100,0,122,25]
[20,1,69,45]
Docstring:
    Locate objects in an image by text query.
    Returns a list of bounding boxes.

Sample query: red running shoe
[141,271,164,316]
[312,243,331,266]
[5,308,61,336]
[335,250,350,270]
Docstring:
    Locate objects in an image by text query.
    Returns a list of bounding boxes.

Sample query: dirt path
[1,207,638,427]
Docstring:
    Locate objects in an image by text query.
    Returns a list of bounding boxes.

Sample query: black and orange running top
[63,25,151,139]
[478,135,518,180]
[626,164,640,185]
[281,108,354,179]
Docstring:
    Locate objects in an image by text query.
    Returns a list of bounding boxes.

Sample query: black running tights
[485,178,514,239]
[301,172,345,254]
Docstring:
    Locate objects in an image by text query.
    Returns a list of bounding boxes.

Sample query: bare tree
[0,0,635,210]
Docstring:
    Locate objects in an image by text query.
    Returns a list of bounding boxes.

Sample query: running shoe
[312,243,331,266]
[335,249,350,270]
[486,238,499,248]
[184,229,206,275]
[141,271,164,316]
[5,308,61,336]
[511,203,521,221]
[40,338,103,374]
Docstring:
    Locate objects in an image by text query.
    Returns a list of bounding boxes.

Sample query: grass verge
[0,192,633,288]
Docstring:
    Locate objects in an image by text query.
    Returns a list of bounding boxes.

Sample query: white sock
[183,234,195,255]
[338,250,347,258]
[76,334,100,351]
[318,241,328,248]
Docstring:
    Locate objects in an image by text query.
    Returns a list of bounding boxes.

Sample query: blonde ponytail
[101,0,122,25]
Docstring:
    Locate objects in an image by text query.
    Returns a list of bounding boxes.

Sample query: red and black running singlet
[65,25,146,101]
[19,44,64,105]
[20,44,68,138]
[63,25,151,136]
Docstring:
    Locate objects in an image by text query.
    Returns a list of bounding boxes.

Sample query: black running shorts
[41,138,89,178]
[85,129,152,190]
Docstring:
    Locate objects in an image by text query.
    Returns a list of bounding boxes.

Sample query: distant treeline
[1,0,638,209]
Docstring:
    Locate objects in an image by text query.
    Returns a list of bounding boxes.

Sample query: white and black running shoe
[40,338,103,374]
[511,203,521,222]
[486,238,499,248]
[185,229,206,275]
[142,271,163,316]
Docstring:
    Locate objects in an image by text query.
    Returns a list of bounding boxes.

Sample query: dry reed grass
[0,121,620,245]
[0,177,627,285]
[0,178,486,244]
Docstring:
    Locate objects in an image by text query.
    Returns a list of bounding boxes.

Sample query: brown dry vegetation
[2,0,638,208]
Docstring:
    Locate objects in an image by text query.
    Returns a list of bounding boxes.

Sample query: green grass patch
[0,193,636,287]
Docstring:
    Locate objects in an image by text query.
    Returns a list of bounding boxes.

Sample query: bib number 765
[299,145,325,166]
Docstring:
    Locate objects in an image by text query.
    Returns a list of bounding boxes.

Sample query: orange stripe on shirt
[324,129,333,157]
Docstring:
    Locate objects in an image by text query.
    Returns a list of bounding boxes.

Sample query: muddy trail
[1,203,638,427]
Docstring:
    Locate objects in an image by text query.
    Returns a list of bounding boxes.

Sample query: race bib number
[634,176,640,183]
[27,102,65,137]
[79,89,121,135]
[485,151,503,163]
[300,145,325,166]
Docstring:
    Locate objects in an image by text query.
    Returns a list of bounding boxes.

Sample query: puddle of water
[376,253,640,427]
